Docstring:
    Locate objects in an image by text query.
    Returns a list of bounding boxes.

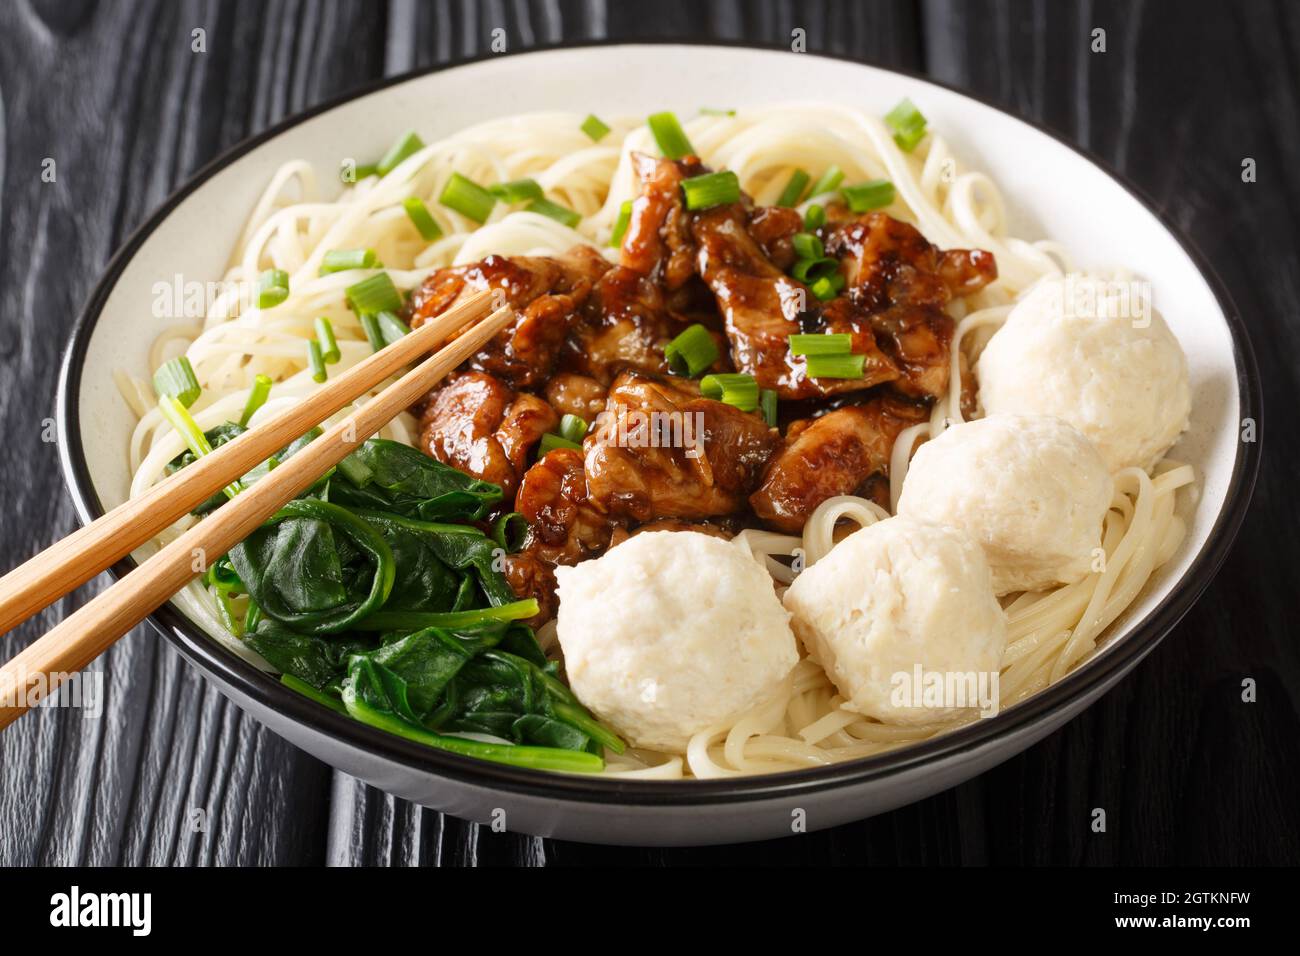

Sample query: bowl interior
[63,43,1244,768]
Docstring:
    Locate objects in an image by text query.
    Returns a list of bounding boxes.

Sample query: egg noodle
[117,104,1194,778]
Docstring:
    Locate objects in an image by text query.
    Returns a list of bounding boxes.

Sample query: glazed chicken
[584,370,780,522]
[419,371,556,499]
[750,396,929,533]
[410,154,997,620]
[406,247,609,388]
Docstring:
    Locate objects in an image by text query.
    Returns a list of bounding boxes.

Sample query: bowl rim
[56,37,1262,808]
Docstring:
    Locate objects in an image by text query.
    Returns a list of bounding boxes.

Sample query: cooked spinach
[177,430,621,772]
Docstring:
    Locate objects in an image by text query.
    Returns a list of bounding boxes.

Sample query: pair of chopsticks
[0,290,508,730]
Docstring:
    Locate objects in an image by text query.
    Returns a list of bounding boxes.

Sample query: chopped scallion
[319,248,378,275]
[792,256,840,283]
[375,310,410,345]
[808,165,844,197]
[609,200,633,248]
[700,373,760,412]
[439,172,497,223]
[804,352,866,379]
[158,395,241,499]
[791,232,824,260]
[376,130,425,176]
[789,333,853,356]
[152,355,201,408]
[777,169,811,207]
[314,317,340,364]
[239,374,273,427]
[558,414,588,445]
[842,179,895,212]
[884,98,927,151]
[492,512,529,552]
[345,271,402,315]
[307,340,327,383]
[256,268,289,309]
[647,111,695,159]
[490,178,545,203]
[804,203,826,230]
[760,388,778,427]
[809,273,846,301]
[539,432,582,456]
[664,323,719,377]
[359,313,385,353]
[681,170,740,211]
[526,197,581,229]
[580,114,611,141]
[402,197,443,241]
[699,107,736,117]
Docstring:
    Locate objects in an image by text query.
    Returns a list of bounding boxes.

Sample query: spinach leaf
[244,618,374,690]
[228,498,395,633]
[330,439,502,521]
[168,423,325,515]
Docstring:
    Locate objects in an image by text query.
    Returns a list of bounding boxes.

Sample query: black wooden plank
[0,0,387,866]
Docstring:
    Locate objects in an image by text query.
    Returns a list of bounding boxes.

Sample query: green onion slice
[359,313,386,353]
[698,107,736,116]
[539,432,582,456]
[256,268,289,309]
[609,199,633,248]
[526,198,581,229]
[238,374,273,427]
[700,372,759,412]
[376,130,425,176]
[558,414,588,445]
[804,203,826,230]
[319,248,378,275]
[490,178,545,203]
[307,340,327,383]
[776,169,811,207]
[345,271,402,315]
[375,310,410,345]
[580,114,611,141]
[789,333,853,356]
[439,171,498,223]
[665,323,719,377]
[760,388,778,427]
[314,317,340,364]
[809,273,846,301]
[402,197,443,241]
[884,98,927,151]
[808,165,844,197]
[842,179,895,212]
[647,111,695,159]
[791,232,824,260]
[152,355,201,408]
[804,352,866,379]
[792,257,840,283]
[158,395,241,499]
[681,170,740,211]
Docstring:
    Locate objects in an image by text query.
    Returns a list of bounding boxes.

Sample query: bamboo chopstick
[0,300,513,730]
[0,290,495,638]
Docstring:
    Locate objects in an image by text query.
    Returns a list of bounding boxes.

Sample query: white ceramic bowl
[57,43,1260,846]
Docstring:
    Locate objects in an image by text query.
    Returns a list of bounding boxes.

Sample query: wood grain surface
[1,0,1295,866]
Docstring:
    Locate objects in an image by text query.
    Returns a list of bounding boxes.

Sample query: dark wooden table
[1,0,1296,866]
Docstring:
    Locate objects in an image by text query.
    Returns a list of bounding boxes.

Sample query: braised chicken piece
[562,265,679,385]
[620,152,707,287]
[543,372,608,422]
[584,370,780,522]
[823,209,997,311]
[504,447,622,622]
[609,518,739,546]
[692,203,898,400]
[405,246,610,389]
[419,371,557,499]
[749,396,929,533]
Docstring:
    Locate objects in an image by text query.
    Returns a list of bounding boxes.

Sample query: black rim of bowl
[57,38,1262,809]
